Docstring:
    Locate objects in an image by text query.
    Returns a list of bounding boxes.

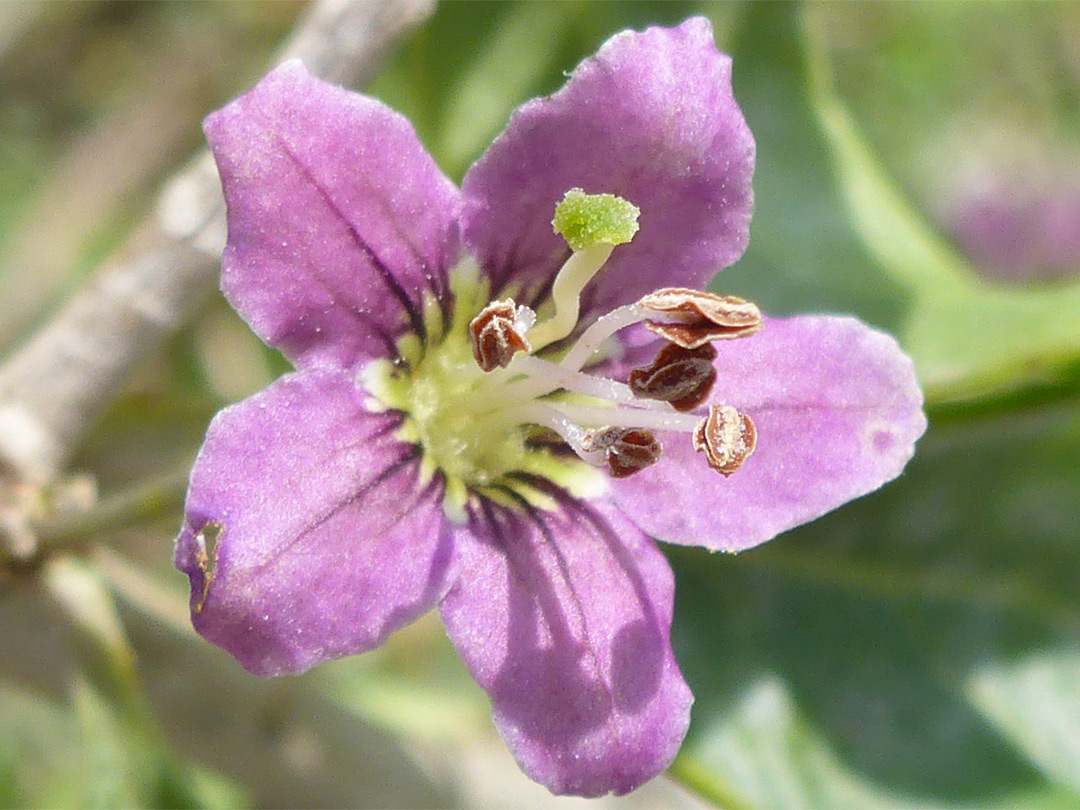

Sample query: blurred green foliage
[1,1,1079,807]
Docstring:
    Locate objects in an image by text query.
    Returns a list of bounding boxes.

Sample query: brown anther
[582,427,663,478]
[692,404,757,476]
[469,299,532,371]
[638,288,762,349]
[628,342,718,412]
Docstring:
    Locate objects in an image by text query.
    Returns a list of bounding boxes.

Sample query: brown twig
[0,0,434,486]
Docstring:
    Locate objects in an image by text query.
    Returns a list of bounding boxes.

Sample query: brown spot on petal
[639,288,762,349]
[582,427,663,478]
[193,521,222,614]
[469,299,532,371]
[628,342,718,411]
[692,405,757,476]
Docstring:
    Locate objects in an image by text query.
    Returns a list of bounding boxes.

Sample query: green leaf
[0,676,248,810]
[969,650,1080,797]
[670,397,1080,806]
[315,613,490,745]
[703,2,910,334]
[0,685,83,808]
[108,573,451,808]
[673,676,926,809]
[433,1,589,179]
[43,557,145,717]
[70,676,147,809]
[802,9,1080,404]
[163,764,250,810]
[41,557,248,809]
[371,1,709,182]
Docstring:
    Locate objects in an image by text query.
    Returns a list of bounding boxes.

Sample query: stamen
[629,342,718,412]
[547,402,703,434]
[515,403,605,466]
[693,404,757,476]
[507,353,665,408]
[559,303,646,371]
[581,427,662,478]
[639,288,762,349]
[559,290,762,372]
[469,299,535,371]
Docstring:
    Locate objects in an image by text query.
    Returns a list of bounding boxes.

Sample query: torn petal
[191,521,222,614]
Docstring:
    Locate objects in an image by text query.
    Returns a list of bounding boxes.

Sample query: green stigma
[552,188,640,252]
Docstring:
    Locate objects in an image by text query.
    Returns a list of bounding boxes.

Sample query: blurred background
[1,1,1079,807]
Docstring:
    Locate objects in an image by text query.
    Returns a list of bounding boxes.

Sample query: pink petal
[462,17,754,321]
[175,369,454,676]
[205,60,462,372]
[611,316,927,551]
[439,490,692,797]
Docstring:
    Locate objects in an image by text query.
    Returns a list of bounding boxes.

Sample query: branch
[0,0,434,485]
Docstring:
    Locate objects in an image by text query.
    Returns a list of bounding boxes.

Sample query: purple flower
[175,18,926,797]
[948,177,1080,281]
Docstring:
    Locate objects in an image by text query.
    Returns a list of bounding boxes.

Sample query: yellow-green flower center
[361,261,605,518]
[360,190,758,519]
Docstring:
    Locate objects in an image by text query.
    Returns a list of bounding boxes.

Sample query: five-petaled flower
[175,18,926,797]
